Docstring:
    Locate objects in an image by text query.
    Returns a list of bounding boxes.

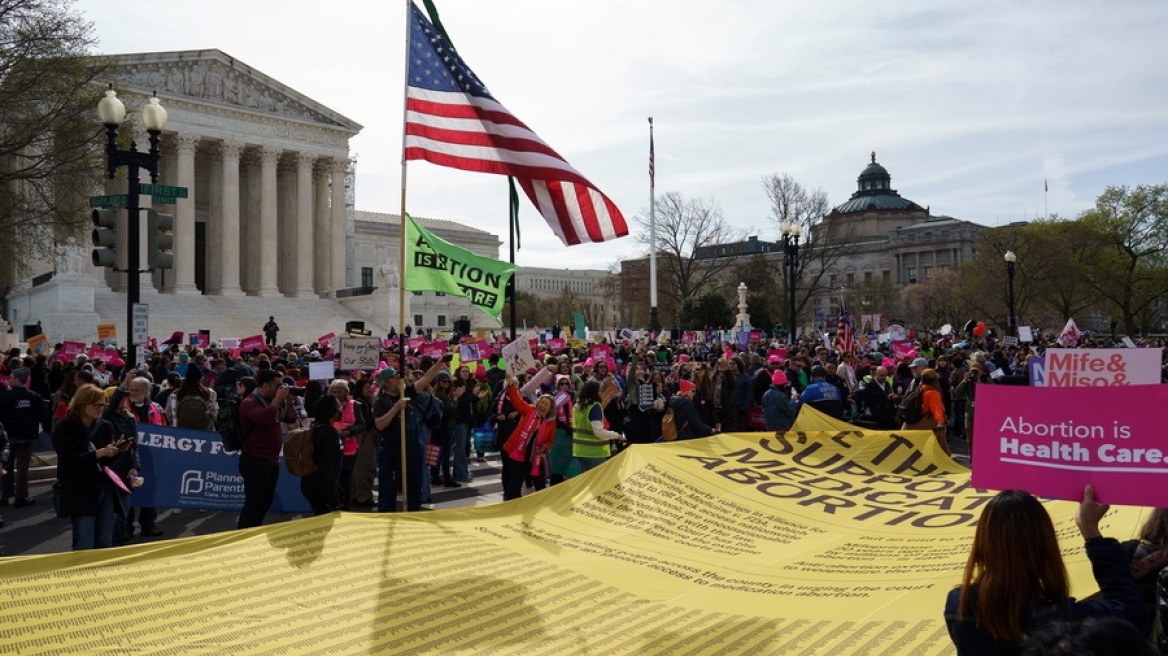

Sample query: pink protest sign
[1042,348,1161,387]
[589,343,613,361]
[87,347,118,361]
[406,336,426,351]
[528,338,539,352]
[316,332,336,347]
[474,339,493,358]
[420,342,447,359]
[59,341,86,361]
[768,348,788,363]
[891,339,915,360]
[239,335,265,351]
[548,338,565,352]
[972,384,1168,506]
[749,330,762,341]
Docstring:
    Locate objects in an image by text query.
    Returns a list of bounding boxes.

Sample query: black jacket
[0,385,47,443]
[668,396,714,440]
[52,415,119,516]
[944,537,1147,655]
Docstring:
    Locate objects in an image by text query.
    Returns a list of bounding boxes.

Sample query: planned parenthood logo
[177,469,246,508]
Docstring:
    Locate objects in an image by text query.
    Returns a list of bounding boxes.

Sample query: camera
[285,385,306,397]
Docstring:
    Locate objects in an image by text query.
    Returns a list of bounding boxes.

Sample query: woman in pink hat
[665,379,717,441]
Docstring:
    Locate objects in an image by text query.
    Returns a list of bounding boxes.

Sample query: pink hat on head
[583,357,595,367]
[678,354,691,363]
[767,355,782,364]
[771,370,788,386]
[882,357,895,368]
[678,379,696,394]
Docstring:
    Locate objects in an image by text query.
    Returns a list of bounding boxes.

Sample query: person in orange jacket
[903,368,949,455]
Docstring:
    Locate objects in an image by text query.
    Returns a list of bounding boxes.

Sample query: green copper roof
[832,151,924,214]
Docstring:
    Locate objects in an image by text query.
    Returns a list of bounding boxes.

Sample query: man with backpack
[237,370,296,528]
[900,368,949,455]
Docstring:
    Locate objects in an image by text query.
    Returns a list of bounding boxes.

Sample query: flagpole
[648,117,660,334]
[1044,178,1049,218]
[396,0,412,512]
[508,179,518,341]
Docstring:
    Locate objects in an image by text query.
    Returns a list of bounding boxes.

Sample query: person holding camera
[237,369,297,528]
[52,384,132,550]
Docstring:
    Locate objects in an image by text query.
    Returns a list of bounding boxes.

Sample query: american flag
[834,308,855,355]
[649,117,655,186]
[403,3,628,246]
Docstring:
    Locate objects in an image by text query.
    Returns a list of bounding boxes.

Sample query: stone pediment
[110,49,362,134]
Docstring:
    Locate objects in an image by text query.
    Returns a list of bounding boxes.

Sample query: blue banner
[131,424,311,513]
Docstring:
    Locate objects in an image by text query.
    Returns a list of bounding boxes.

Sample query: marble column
[205,143,224,294]
[313,163,331,296]
[330,157,347,292]
[241,150,260,294]
[215,140,245,297]
[292,152,316,298]
[255,146,281,297]
[171,135,200,294]
[277,156,297,295]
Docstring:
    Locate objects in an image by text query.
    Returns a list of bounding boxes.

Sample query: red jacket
[503,386,555,463]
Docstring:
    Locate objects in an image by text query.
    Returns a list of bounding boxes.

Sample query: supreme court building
[0,49,506,345]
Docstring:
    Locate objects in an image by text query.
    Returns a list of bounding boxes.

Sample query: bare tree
[633,192,745,323]
[761,172,848,331]
[1,0,110,282]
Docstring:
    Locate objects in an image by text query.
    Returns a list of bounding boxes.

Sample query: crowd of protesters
[2,322,1168,650]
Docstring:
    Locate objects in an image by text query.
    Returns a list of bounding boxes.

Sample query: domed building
[807,152,985,322]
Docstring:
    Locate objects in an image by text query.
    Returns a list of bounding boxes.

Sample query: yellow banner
[97,323,117,341]
[0,431,1144,654]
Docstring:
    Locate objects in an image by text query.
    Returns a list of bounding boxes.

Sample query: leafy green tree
[1079,184,1168,333]
[682,292,734,330]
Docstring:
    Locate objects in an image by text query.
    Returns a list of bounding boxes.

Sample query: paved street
[1,455,504,556]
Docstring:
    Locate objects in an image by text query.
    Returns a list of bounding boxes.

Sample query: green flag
[404,214,517,318]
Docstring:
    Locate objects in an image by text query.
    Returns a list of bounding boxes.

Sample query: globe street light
[1004,250,1017,337]
[780,221,802,345]
[97,85,167,369]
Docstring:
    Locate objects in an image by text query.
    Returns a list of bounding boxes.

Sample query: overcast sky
[77,0,1168,270]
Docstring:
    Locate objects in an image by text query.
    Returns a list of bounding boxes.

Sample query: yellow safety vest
[572,403,610,459]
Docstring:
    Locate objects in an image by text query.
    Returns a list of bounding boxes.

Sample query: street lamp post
[780,221,802,345]
[97,86,167,370]
[1004,250,1017,337]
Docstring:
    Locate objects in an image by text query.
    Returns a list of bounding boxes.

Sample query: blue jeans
[452,423,470,482]
[72,484,117,550]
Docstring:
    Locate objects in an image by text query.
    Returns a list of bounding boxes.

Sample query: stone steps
[92,287,389,346]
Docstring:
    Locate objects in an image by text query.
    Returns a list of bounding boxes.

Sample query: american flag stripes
[834,308,855,355]
[403,2,629,246]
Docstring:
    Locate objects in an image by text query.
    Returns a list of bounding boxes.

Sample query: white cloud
[76,0,1168,268]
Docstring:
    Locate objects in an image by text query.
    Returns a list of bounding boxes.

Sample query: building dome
[832,151,924,214]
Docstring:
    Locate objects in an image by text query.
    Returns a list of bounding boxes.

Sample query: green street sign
[89,194,128,209]
[139,184,189,201]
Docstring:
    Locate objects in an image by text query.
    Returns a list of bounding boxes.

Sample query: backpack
[217,393,243,451]
[897,386,925,425]
[176,393,212,430]
[423,396,443,432]
[283,427,318,476]
[661,407,688,442]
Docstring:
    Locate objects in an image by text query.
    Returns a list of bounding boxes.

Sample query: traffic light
[91,208,118,268]
[146,209,174,270]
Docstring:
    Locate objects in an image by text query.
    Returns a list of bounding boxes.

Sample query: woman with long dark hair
[945,487,1147,654]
